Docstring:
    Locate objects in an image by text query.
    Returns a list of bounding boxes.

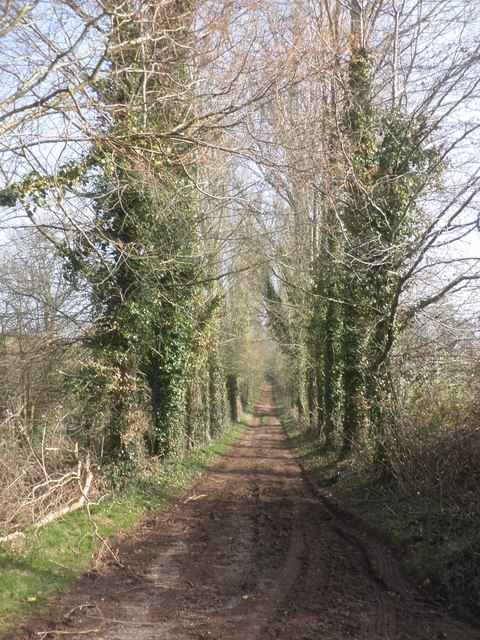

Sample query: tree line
[257,0,480,461]
[0,0,479,530]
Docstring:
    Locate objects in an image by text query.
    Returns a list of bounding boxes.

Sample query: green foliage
[306,46,442,453]
[0,188,16,207]
[64,4,223,465]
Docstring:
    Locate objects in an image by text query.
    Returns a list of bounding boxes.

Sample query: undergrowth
[282,412,480,616]
[0,417,249,633]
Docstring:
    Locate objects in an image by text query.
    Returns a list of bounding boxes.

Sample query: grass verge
[0,417,249,633]
[281,412,480,616]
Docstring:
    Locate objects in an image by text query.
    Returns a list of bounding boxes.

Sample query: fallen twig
[183,493,207,503]
[35,469,94,529]
[85,499,125,569]
[36,628,106,637]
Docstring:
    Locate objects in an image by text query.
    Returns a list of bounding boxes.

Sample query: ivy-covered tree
[333,46,441,451]
[69,0,204,464]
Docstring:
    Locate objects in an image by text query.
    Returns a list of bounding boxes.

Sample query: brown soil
[5,385,480,640]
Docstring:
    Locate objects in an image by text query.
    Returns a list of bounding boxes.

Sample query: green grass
[281,413,339,481]
[0,418,249,632]
[249,387,263,410]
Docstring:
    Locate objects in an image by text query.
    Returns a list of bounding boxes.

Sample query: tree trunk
[342,282,364,452]
[226,373,239,423]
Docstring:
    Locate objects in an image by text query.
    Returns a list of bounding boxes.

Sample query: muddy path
[7,385,480,640]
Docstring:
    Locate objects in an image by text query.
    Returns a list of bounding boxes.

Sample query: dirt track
[7,385,480,640]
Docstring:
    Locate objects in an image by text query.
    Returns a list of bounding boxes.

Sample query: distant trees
[0,232,82,424]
